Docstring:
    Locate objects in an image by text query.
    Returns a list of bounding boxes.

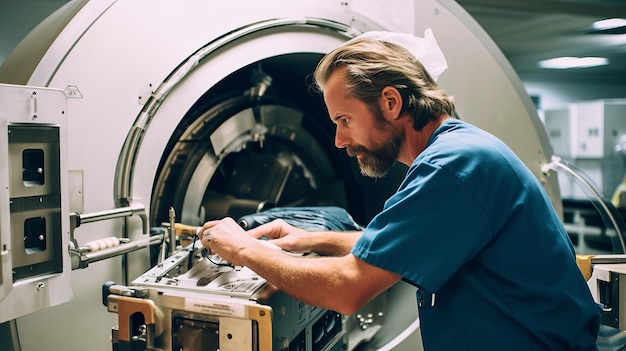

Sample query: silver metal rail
[69,203,154,270]
[79,234,163,267]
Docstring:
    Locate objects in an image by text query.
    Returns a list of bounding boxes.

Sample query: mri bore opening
[149,53,387,228]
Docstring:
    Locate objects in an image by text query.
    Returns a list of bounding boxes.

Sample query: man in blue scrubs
[199,30,600,350]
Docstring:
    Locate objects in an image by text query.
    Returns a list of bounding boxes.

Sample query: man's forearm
[308,231,362,256]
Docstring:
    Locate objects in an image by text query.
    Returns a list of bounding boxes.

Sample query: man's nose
[334,128,349,149]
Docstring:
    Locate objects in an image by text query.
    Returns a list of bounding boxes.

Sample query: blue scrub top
[352,119,600,350]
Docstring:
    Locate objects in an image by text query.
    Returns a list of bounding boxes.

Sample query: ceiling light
[593,18,626,31]
[539,57,609,69]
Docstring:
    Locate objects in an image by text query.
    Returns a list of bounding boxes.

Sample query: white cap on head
[348,28,448,81]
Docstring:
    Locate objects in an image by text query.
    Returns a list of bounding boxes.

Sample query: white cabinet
[572,101,626,158]
[544,100,626,199]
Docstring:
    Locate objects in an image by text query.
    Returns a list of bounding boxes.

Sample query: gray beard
[353,130,403,179]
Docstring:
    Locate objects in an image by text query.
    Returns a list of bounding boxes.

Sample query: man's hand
[247,219,314,253]
[199,217,259,266]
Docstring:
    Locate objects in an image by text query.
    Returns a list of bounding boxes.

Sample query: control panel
[0,83,71,323]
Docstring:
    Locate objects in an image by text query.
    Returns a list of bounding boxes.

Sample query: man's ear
[380,86,403,119]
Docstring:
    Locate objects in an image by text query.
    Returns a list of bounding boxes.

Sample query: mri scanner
[2,0,624,350]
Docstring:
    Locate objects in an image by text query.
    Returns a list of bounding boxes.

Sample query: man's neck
[398,113,450,166]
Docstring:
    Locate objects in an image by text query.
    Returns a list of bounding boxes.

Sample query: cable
[187,232,197,270]
[543,155,626,253]
[204,249,234,268]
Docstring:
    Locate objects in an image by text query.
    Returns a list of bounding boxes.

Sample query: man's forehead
[324,67,347,97]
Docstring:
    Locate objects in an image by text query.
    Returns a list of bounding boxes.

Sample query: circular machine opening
[150,53,403,229]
